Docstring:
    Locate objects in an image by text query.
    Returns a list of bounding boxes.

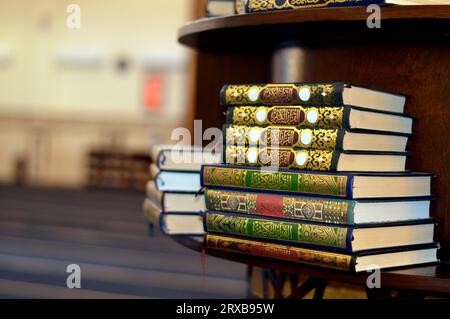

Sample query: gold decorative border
[205,189,350,224]
[224,83,338,105]
[206,234,352,271]
[247,0,359,12]
[226,125,339,150]
[230,106,344,128]
[203,166,349,197]
[225,146,334,171]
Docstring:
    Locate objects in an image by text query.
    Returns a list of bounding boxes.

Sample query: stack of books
[143,145,220,236]
[202,82,439,272]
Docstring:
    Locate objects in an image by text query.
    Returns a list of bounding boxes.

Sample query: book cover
[220,82,405,108]
[204,211,351,250]
[224,125,410,150]
[226,105,412,132]
[201,164,433,199]
[205,189,433,225]
[221,83,344,106]
[224,145,408,171]
[204,211,436,253]
[227,105,347,127]
[239,0,385,14]
[202,164,351,198]
[206,234,439,272]
[206,233,353,271]
[205,188,355,224]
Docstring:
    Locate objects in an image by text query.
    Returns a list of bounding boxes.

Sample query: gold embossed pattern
[247,0,357,12]
[202,166,349,197]
[207,190,259,214]
[230,106,344,128]
[225,86,251,105]
[205,189,350,223]
[226,125,339,150]
[225,146,334,171]
[224,83,340,105]
[282,197,349,223]
[206,234,352,271]
[249,170,294,191]
[206,213,348,248]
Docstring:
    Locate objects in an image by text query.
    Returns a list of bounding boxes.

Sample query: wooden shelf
[173,236,450,295]
[179,5,450,50]
[208,249,450,295]
[175,4,450,295]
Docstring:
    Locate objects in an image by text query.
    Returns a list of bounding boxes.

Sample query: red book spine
[254,194,284,217]
[205,189,352,224]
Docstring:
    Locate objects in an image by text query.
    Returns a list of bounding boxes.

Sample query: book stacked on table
[143,145,220,236]
[202,82,439,272]
[204,0,449,17]
[235,0,448,14]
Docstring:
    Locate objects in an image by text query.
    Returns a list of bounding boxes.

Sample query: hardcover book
[204,211,436,252]
[160,213,204,236]
[146,181,206,212]
[151,164,201,192]
[220,83,406,113]
[150,144,221,172]
[201,164,432,199]
[226,105,413,134]
[236,0,382,13]
[206,234,439,272]
[204,189,431,224]
[235,0,444,14]
[225,125,409,152]
[142,198,204,236]
[225,146,408,172]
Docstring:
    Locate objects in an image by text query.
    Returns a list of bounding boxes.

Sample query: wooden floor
[0,185,247,299]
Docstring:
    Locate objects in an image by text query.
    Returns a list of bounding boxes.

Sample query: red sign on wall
[144,75,163,110]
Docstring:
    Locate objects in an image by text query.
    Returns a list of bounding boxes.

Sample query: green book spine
[205,212,349,250]
[201,165,350,198]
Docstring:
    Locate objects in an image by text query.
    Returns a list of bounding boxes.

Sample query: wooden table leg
[289,277,328,299]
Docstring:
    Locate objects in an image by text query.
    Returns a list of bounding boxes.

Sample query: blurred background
[0,0,248,298]
[0,0,195,188]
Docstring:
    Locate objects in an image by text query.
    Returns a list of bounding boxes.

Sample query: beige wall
[0,0,195,187]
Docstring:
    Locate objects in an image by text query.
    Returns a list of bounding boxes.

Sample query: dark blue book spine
[245,0,386,13]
